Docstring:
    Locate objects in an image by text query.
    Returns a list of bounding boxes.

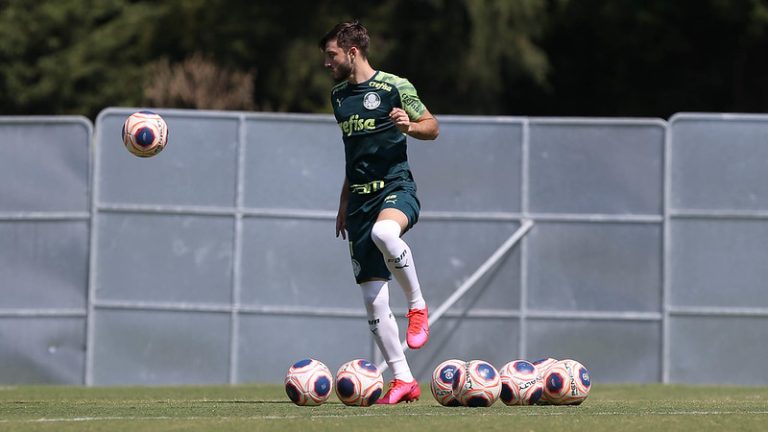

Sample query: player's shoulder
[374,71,416,93]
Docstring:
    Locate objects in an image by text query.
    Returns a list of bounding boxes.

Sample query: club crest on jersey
[363,92,381,110]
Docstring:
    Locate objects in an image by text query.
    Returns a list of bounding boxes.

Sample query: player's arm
[336,176,349,239]
[389,107,439,140]
[390,78,439,140]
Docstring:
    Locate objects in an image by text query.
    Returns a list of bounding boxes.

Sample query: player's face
[323,39,353,82]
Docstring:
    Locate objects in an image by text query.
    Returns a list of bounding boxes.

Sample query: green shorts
[346,184,420,283]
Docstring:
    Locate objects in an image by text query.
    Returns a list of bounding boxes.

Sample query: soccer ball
[451,360,501,407]
[542,359,591,405]
[531,357,558,404]
[531,357,558,379]
[335,359,384,406]
[430,359,464,407]
[284,358,334,406]
[499,360,544,405]
[121,110,169,157]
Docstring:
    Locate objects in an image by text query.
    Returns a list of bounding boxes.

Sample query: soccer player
[319,21,440,404]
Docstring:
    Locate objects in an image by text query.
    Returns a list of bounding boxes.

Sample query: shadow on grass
[196,400,349,405]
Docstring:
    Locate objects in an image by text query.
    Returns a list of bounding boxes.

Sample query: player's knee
[360,280,389,309]
[369,222,388,248]
[371,220,400,251]
[362,290,387,309]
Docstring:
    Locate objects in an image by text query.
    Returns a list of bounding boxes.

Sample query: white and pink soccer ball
[499,360,544,405]
[122,110,169,157]
[542,359,591,405]
[532,357,558,379]
[451,360,501,407]
[335,359,384,406]
[430,359,464,406]
[284,358,334,406]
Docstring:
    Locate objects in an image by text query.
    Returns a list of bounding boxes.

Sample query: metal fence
[1,109,766,386]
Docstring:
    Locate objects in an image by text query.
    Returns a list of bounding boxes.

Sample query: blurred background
[2,0,768,119]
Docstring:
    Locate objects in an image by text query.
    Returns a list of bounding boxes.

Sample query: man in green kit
[320,20,440,404]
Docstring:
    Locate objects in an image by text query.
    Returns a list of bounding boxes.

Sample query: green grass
[1,384,767,432]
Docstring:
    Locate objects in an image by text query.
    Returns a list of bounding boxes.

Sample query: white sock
[359,280,414,382]
[370,220,426,310]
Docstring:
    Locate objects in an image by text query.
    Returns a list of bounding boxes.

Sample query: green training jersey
[331,70,427,189]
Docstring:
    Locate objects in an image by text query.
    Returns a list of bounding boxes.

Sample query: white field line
[2,410,768,423]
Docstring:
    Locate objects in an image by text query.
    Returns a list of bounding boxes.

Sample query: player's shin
[360,281,414,382]
[368,311,413,382]
[370,220,426,309]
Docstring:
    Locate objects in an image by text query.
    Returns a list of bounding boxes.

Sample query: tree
[0,0,164,117]
[2,0,766,118]
[537,0,768,116]
[143,53,255,110]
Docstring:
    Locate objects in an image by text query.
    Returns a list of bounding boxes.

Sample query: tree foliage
[1,0,767,119]
[536,0,768,116]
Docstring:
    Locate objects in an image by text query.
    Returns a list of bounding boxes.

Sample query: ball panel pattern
[430,359,463,407]
[451,360,501,407]
[499,360,544,405]
[122,111,168,157]
[284,358,333,406]
[335,359,384,407]
[541,359,591,405]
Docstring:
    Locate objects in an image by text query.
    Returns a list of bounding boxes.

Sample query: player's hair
[319,20,370,57]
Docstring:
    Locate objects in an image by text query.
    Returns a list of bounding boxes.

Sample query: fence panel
[667,113,768,385]
[0,116,92,384]
[3,111,767,386]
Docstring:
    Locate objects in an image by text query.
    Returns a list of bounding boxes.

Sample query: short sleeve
[395,79,426,120]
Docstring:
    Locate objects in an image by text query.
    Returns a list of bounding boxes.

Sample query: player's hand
[336,210,347,240]
[389,108,410,134]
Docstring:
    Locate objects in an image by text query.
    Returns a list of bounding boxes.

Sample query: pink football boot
[405,307,429,349]
[376,379,421,404]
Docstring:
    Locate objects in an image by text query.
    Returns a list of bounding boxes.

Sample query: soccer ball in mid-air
[335,359,384,406]
[284,358,334,406]
[430,359,464,406]
[499,360,544,405]
[122,110,169,157]
[451,360,501,407]
[542,359,591,405]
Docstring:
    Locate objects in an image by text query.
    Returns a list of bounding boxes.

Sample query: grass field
[1,384,767,432]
